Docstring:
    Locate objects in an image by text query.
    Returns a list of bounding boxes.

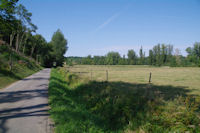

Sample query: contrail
[93,4,131,33]
[94,12,121,32]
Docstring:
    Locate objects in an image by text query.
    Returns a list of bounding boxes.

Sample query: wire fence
[65,66,152,83]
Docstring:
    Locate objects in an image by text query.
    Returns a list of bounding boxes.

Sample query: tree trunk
[15,33,19,52]
[19,33,25,52]
[22,34,28,54]
[9,53,13,71]
[30,44,36,57]
[23,44,26,54]
[10,32,15,47]
[36,54,40,64]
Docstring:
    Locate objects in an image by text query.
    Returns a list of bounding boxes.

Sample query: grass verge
[49,68,200,133]
[0,45,42,89]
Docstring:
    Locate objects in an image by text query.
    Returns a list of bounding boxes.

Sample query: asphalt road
[0,69,52,133]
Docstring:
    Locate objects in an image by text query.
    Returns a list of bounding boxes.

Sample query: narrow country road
[0,69,52,133]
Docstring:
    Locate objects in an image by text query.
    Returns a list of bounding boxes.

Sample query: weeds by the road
[0,45,42,88]
[49,68,200,133]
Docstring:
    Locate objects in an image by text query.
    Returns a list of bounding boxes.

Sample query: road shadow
[0,84,49,132]
[22,77,49,81]
[0,89,48,104]
[0,103,49,133]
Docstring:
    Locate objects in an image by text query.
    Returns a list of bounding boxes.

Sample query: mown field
[68,65,200,95]
[49,66,200,133]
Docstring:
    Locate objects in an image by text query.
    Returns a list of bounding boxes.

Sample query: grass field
[49,66,200,132]
[68,65,200,95]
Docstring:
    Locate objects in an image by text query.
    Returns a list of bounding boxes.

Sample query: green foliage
[15,4,31,22]
[49,68,104,133]
[127,49,137,65]
[49,68,200,132]
[0,0,18,19]
[139,46,145,65]
[82,55,93,65]
[0,0,18,40]
[148,49,154,65]
[106,52,121,65]
[50,29,68,66]
[67,43,200,67]
[93,56,106,65]
[0,45,41,88]
[186,42,200,66]
[0,1,57,68]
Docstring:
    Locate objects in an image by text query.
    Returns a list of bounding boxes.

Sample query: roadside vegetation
[0,0,68,88]
[0,0,68,67]
[49,67,200,132]
[0,45,41,88]
[1,1,200,132]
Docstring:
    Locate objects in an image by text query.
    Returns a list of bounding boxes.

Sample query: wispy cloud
[93,4,131,33]
[94,12,121,32]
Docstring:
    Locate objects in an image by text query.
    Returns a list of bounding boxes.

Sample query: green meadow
[68,65,200,95]
[49,66,200,133]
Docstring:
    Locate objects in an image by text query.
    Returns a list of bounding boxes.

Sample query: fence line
[68,68,152,83]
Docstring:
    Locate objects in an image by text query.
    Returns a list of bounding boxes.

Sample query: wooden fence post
[149,72,152,83]
[106,70,108,81]
[91,71,92,80]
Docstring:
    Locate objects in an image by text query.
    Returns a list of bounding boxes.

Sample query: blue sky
[19,0,200,57]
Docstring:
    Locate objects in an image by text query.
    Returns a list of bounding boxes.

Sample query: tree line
[67,43,200,67]
[0,0,68,67]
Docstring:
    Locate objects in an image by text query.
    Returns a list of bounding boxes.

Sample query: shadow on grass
[0,69,22,80]
[49,72,197,132]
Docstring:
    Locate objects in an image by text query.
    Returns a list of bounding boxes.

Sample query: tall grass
[49,68,200,132]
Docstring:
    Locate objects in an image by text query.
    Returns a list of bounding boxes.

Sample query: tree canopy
[50,29,68,66]
[67,42,200,67]
[0,1,68,67]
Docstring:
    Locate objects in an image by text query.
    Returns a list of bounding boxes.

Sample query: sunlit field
[49,67,200,132]
[68,65,200,95]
